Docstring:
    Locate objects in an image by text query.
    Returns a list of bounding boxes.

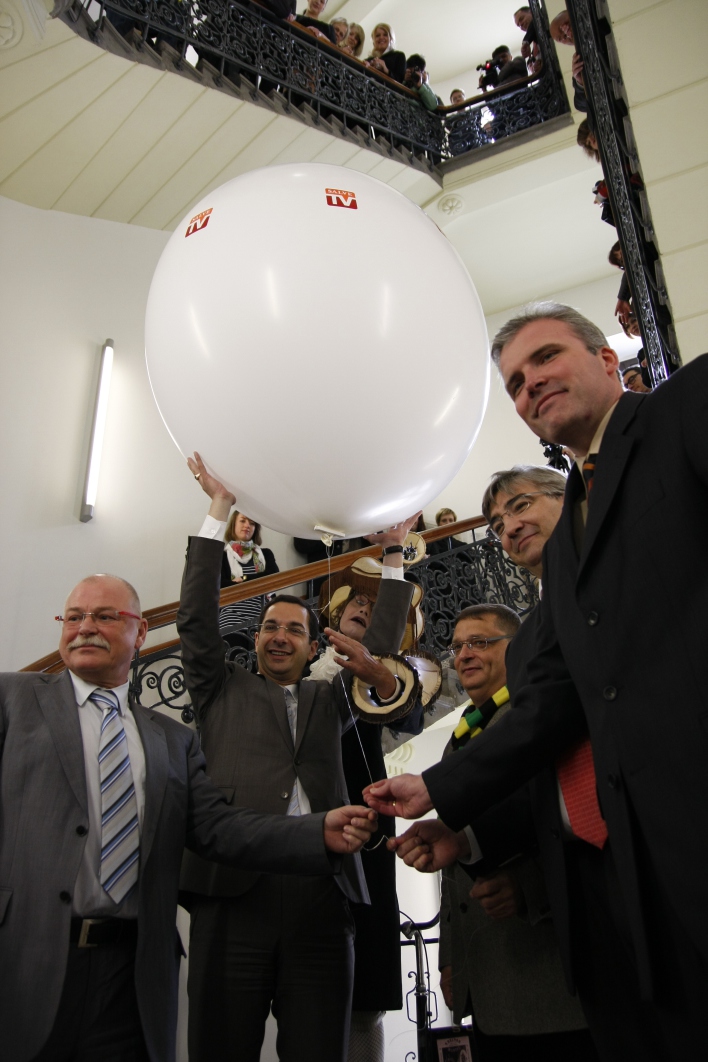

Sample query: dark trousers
[31,931,148,1062]
[568,841,708,1062]
[187,874,355,1062]
[473,1025,598,1061]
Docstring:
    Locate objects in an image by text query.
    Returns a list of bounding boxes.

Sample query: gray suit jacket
[178,535,413,904]
[0,669,335,1062]
[438,707,586,1035]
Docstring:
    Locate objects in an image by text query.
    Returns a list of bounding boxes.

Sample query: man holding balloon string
[178,452,423,1062]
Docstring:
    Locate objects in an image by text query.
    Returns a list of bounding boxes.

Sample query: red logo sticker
[325,188,357,209]
[185,208,213,237]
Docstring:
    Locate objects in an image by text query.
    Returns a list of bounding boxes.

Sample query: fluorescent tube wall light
[80,339,114,522]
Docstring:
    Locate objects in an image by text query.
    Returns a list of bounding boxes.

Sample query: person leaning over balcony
[428,506,461,557]
[295,0,337,44]
[0,573,376,1062]
[450,88,467,106]
[330,16,348,45]
[178,451,420,1062]
[514,6,538,59]
[403,54,441,111]
[217,508,278,644]
[340,22,365,58]
[364,23,406,83]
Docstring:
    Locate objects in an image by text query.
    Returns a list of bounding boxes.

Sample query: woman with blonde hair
[217,509,279,640]
[330,15,348,44]
[341,21,365,57]
[364,22,406,82]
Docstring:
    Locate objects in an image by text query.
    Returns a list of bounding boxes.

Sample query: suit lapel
[294,679,315,756]
[267,679,294,753]
[36,671,88,814]
[577,397,640,581]
[132,701,169,869]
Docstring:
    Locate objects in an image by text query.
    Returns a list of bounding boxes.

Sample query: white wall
[0,195,302,670]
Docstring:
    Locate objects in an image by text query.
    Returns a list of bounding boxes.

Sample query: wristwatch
[382,544,404,557]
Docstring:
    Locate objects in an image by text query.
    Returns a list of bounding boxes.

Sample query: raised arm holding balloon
[178,452,424,1062]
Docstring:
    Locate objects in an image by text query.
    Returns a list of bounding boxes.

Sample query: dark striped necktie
[582,453,598,496]
[90,689,140,904]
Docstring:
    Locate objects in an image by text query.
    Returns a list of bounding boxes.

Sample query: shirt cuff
[381,564,405,581]
[373,676,404,705]
[459,826,483,865]
[198,514,227,540]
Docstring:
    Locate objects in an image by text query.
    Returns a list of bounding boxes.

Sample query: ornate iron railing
[129,526,538,724]
[57,0,569,166]
[568,0,680,383]
[443,0,570,158]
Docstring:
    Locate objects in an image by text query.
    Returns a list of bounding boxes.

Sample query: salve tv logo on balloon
[185,208,213,237]
[325,188,357,209]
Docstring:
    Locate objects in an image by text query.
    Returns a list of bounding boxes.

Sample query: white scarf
[225,540,266,582]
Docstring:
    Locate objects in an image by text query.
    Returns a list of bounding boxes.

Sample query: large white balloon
[145,164,489,539]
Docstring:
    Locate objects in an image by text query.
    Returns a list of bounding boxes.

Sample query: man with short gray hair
[365,303,708,1058]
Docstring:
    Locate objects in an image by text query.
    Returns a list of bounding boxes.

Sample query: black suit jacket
[178,536,413,904]
[425,354,708,999]
[0,670,335,1062]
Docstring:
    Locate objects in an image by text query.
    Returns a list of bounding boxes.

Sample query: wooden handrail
[21,517,488,674]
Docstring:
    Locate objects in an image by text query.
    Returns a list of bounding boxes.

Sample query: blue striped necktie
[90,689,140,904]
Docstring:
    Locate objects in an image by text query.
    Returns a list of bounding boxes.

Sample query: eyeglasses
[259,621,310,639]
[348,595,373,608]
[489,492,555,539]
[55,609,141,626]
[447,636,511,656]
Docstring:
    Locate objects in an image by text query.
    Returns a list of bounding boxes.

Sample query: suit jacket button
[280,791,289,800]
[607,773,619,789]
[603,686,617,701]
[76,825,88,836]
[550,828,560,839]
[459,902,468,913]
[294,757,301,766]
[587,611,599,626]
[59,891,71,904]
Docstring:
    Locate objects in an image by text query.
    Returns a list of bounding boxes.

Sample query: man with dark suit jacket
[0,573,376,1062]
[437,602,593,1061]
[179,452,417,1062]
[364,304,708,1059]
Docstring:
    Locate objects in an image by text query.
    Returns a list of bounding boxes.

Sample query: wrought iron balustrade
[58,0,569,165]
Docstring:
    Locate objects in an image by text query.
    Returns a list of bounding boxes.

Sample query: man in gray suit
[438,603,593,1060]
[0,572,377,1062]
[179,452,418,1062]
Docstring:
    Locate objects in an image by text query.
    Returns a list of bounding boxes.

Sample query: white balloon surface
[145,164,489,538]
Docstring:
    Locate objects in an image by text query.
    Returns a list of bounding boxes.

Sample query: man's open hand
[363,774,433,819]
[187,452,236,507]
[324,628,396,699]
[365,510,423,549]
[388,819,470,872]
[324,806,378,853]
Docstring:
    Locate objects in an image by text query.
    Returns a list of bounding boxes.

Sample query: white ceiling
[0,0,617,320]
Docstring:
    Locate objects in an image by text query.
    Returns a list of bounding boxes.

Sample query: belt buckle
[77,918,103,948]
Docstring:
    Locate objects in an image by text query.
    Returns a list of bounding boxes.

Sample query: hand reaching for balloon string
[187,452,235,522]
[363,774,433,819]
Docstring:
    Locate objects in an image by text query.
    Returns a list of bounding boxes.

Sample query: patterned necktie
[557,738,608,849]
[90,689,140,903]
[582,453,598,496]
[283,688,301,817]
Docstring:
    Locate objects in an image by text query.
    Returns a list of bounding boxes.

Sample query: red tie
[557,738,608,849]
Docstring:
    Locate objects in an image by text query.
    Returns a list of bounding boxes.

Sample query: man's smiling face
[488,481,563,577]
[452,615,508,705]
[498,318,621,454]
[255,601,319,685]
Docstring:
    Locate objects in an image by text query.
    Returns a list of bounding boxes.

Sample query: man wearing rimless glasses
[178,452,420,1062]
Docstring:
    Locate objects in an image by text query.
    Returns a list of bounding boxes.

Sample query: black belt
[69,917,138,948]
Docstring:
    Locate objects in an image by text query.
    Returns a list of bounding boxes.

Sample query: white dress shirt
[69,672,146,919]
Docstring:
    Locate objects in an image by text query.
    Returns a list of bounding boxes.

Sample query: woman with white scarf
[218,510,279,639]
